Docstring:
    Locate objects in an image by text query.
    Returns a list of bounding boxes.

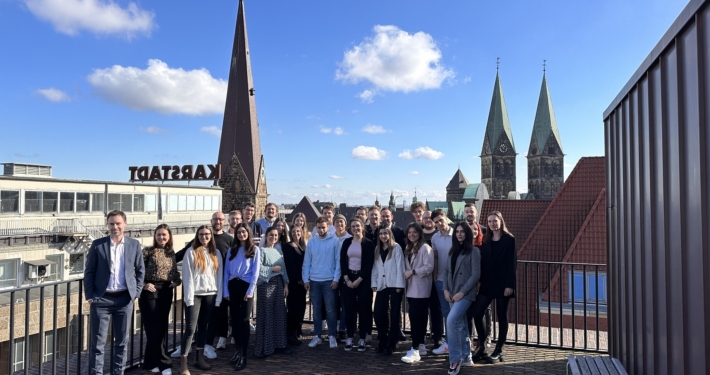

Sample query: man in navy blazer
[84,210,145,375]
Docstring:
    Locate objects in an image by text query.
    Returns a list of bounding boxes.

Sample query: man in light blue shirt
[303,217,341,349]
[255,202,278,231]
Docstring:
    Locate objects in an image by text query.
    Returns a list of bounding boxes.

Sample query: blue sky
[0,0,688,205]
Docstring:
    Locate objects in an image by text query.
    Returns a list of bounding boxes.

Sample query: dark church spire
[218,0,268,212]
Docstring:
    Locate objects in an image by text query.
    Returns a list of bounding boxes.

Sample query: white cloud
[336,25,455,98]
[36,87,70,102]
[319,126,346,135]
[311,184,320,188]
[14,152,40,158]
[306,115,321,120]
[87,59,227,115]
[463,76,472,83]
[329,175,345,180]
[324,184,333,189]
[140,126,165,134]
[362,124,389,134]
[358,90,377,103]
[24,0,154,38]
[200,126,221,137]
[398,146,444,160]
[411,171,419,175]
[351,145,386,160]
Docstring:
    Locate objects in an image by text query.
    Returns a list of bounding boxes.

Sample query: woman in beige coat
[400,223,435,364]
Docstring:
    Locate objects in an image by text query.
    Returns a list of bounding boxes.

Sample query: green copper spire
[529,73,563,154]
[481,71,515,155]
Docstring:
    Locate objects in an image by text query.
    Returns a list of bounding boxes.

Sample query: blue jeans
[435,281,451,334]
[310,280,337,337]
[447,299,473,364]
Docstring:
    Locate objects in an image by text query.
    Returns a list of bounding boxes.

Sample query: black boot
[471,344,489,361]
[487,344,505,364]
[235,355,247,371]
[288,330,301,346]
[230,348,242,364]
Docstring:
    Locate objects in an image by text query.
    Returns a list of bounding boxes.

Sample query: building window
[212,196,220,211]
[13,338,24,372]
[76,193,90,212]
[108,194,121,211]
[178,195,187,211]
[25,191,41,213]
[92,193,104,212]
[570,271,607,303]
[145,194,156,212]
[60,192,74,213]
[42,192,58,213]
[43,330,61,362]
[133,194,144,212]
[69,254,84,276]
[0,190,19,213]
[120,194,132,212]
[168,195,178,211]
[0,259,18,288]
[187,196,196,211]
[45,255,63,281]
[196,196,204,211]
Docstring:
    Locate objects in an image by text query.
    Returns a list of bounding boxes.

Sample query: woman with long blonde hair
[180,225,223,375]
[291,212,311,242]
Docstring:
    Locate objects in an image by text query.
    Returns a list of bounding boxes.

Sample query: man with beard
[256,203,279,232]
[365,206,381,243]
[227,210,242,237]
[380,207,406,250]
[243,203,263,239]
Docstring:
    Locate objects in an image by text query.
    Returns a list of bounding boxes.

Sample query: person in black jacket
[471,211,516,364]
[339,218,375,352]
[283,225,308,345]
[380,207,406,250]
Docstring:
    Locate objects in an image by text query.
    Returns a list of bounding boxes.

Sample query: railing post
[52,283,58,375]
[9,291,15,375]
[39,286,45,374]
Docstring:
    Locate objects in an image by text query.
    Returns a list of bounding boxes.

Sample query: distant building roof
[449,201,466,221]
[447,169,469,189]
[392,211,415,228]
[427,201,448,212]
[287,196,322,222]
[480,199,552,252]
[462,183,487,201]
[507,191,521,200]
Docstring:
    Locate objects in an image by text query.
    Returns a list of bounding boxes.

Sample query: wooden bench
[567,355,628,375]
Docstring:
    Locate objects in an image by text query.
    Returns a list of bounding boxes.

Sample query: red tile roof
[480,199,553,251]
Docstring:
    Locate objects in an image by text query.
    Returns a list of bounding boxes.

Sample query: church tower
[527,71,564,199]
[446,168,468,202]
[481,69,516,198]
[218,0,268,213]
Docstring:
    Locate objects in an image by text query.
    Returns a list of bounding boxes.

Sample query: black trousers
[181,294,216,355]
[206,298,229,345]
[407,297,429,347]
[138,282,173,371]
[373,287,403,348]
[286,281,307,334]
[467,303,491,342]
[428,280,443,343]
[228,279,254,356]
[472,294,511,350]
[341,272,373,339]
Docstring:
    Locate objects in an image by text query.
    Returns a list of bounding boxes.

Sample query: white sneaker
[308,336,322,347]
[329,335,338,348]
[170,346,181,358]
[418,343,428,356]
[203,345,217,359]
[161,369,172,375]
[365,334,372,343]
[151,367,160,373]
[432,341,449,355]
[401,347,421,364]
[216,337,227,349]
[462,358,474,367]
[250,323,256,334]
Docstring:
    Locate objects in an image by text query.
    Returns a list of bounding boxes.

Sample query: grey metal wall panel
[604,1,710,373]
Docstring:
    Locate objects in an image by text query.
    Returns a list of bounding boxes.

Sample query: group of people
[83,200,516,375]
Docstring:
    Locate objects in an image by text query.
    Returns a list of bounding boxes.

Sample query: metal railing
[0,216,212,237]
[0,260,607,374]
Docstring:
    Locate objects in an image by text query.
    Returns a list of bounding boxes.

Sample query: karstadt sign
[129,164,221,181]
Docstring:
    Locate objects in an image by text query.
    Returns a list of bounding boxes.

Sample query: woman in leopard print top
[138,224,181,374]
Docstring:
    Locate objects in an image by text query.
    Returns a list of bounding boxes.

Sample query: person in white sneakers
[431,209,454,355]
[401,223,434,364]
[371,227,406,356]
[303,217,341,349]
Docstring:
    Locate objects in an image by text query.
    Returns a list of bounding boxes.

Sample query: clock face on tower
[499,142,509,153]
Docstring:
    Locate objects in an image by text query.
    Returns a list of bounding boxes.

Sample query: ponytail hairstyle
[191,225,219,275]
[229,223,256,260]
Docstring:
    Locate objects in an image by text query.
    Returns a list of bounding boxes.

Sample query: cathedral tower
[527,72,564,198]
[480,71,516,198]
[218,0,268,213]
